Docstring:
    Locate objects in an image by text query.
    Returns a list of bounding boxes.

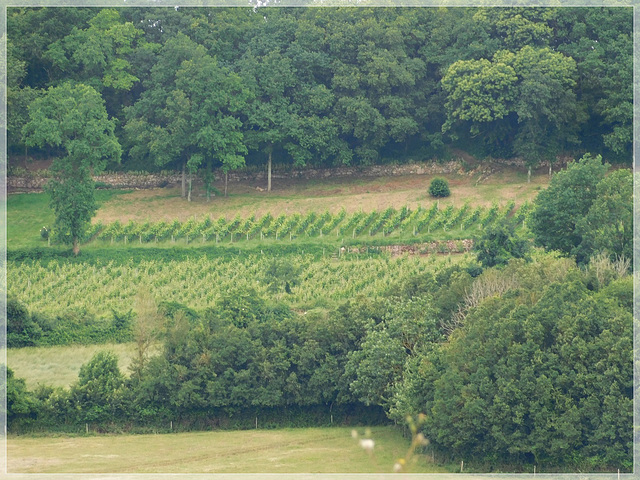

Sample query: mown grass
[6,343,140,389]
[8,426,449,474]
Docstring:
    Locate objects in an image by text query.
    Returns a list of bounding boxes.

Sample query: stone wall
[8,172,183,191]
[8,157,551,192]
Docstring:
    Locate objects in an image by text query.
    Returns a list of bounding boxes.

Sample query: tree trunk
[181,162,186,198]
[225,173,228,197]
[549,162,552,177]
[206,163,213,202]
[72,238,80,256]
[268,150,272,192]
[527,166,531,184]
[188,171,192,202]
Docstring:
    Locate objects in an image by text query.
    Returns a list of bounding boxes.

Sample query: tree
[6,37,44,158]
[428,177,450,198]
[239,48,298,192]
[577,168,632,263]
[125,35,251,198]
[22,82,121,255]
[44,9,142,93]
[123,33,203,196]
[394,264,632,469]
[6,368,39,429]
[174,53,252,198]
[130,289,163,382]
[508,47,581,180]
[442,46,580,179]
[71,351,125,424]
[529,153,608,259]
[7,297,42,348]
[554,8,632,161]
[345,296,440,409]
[474,219,530,268]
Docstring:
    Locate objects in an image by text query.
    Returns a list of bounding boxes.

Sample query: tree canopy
[8,6,633,178]
[528,153,609,262]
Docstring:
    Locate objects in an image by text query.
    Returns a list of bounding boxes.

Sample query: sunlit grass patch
[8,426,448,474]
[6,343,139,388]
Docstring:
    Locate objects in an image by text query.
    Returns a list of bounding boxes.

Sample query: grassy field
[7,189,130,249]
[94,169,546,223]
[6,343,141,389]
[8,426,449,474]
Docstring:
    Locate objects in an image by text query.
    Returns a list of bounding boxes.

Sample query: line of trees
[9,6,633,191]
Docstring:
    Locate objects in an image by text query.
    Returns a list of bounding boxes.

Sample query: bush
[428,177,450,198]
[6,368,39,430]
[474,219,531,268]
[7,297,42,347]
[71,351,126,424]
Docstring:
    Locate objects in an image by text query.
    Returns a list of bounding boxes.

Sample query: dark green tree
[577,168,632,263]
[428,177,450,198]
[442,46,580,179]
[7,297,42,348]
[174,52,252,198]
[43,9,142,93]
[238,46,298,192]
[6,368,39,430]
[123,33,203,195]
[529,153,608,259]
[71,351,126,424]
[396,267,632,469]
[345,296,440,409]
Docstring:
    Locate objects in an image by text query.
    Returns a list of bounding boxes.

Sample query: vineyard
[8,253,445,320]
[13,200,533,323]
[49,201,530,246]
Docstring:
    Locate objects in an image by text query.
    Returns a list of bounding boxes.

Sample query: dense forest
[8,6,633,179]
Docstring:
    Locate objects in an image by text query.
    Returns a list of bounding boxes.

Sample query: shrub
[7,368,39,430]
[7,297,42,347]
[428,177,450,198]
[71,351,126,424]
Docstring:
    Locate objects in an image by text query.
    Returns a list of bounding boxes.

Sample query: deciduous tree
[22,82,121,255]
[529,153,607,259]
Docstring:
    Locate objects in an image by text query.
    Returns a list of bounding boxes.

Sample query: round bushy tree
[7,297,42,347]
[71,351,125,424]
[429,178,451,198]
[529,153,608,259]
